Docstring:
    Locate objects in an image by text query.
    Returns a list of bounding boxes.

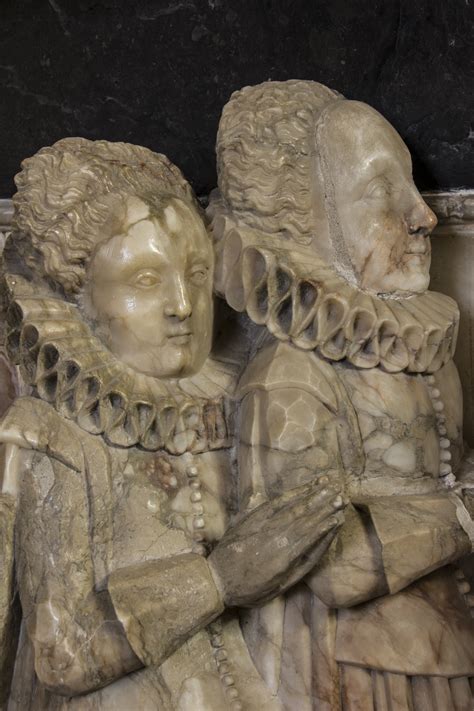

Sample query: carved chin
[405,269,431,294]
[361,260,431,296]
[390,259,431,295]
[126,343,210,380]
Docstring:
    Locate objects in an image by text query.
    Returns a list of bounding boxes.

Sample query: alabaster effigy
[0,138,349,710]
[209,80,474,710]
[0,81,473,711]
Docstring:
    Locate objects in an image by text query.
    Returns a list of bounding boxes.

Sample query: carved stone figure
[0,138,343,710]
[210,80,474,711]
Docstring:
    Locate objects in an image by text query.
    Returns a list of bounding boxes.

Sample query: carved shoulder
[238,340,340,413]
[0,397,85,472]
[237,341,364,504]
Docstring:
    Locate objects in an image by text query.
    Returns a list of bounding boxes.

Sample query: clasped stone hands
[208,477,346,607]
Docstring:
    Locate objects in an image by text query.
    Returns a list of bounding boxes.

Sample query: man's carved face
[318,102,437,295]
[85,196,214,378]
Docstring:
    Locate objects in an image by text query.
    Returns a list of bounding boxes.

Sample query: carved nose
[406,193,438,237]
[164,277,192,320]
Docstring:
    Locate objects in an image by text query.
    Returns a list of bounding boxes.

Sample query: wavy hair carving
[13,138,196,294]
[217,80,341,244]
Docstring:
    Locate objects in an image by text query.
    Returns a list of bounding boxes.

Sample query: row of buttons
[426,375,456,489]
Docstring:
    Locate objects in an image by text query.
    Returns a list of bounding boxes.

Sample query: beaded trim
[182,456,244,708]
[208,618,243,710]
[185,461,208,556]
[425,374,457,489]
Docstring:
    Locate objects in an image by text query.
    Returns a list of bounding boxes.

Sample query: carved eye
[365,179,390,200]
[132,270,161,288]
[188,265,209,285]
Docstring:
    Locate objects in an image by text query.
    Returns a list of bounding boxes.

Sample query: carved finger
[273,484,342,524]
[250,526,341,606]
[270,478,334,514]
[278,527,340,594]
[287,508,344,556]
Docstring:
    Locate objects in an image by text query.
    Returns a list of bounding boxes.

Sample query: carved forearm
[108,554,224,666]
[307,494,472,608]
[360,493,472,594]
[28,555,224,696]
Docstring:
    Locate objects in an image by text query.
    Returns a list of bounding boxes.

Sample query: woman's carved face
[318,102,437,296]
[84,195,214,379]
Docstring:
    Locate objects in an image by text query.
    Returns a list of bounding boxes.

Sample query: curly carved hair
[13,138,197,293]
[217,80,343,244]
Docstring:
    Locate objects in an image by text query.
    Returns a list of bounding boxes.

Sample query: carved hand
[208,478,346,607]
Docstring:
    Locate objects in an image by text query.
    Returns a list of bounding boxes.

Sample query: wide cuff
[108,553,224,667]
[358,494,472,594]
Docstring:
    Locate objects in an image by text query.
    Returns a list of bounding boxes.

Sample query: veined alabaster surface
[209,80,474,710]
[0,82,473,711]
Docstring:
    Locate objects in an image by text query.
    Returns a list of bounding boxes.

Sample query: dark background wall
[1,0,473,198]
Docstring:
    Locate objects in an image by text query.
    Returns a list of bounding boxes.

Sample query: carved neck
[5,275,237,454]
[210,207,459,374]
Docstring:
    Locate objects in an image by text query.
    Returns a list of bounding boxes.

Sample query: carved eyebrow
[187,249,211,263]
[356,155,410,185]
[114,255,167,279]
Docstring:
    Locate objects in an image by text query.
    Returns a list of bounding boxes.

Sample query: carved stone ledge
[424,191,474,236]
[420,191,474,445]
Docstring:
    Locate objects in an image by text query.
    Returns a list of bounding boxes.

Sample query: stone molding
[423,191,474,236]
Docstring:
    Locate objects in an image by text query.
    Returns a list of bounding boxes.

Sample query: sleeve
[307,494,472,606]
[238,381,393,606]
[358,494,472,594]
[13,444,142,696]
[237,341,364,509]
[0,398,224,696]
[108,555,224,667]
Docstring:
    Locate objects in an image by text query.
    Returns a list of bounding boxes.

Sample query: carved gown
[0,278,282,711]
[215,223,474,711]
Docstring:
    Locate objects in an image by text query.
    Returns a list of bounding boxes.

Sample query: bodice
[109,446,233,572]
[335,358,464,497]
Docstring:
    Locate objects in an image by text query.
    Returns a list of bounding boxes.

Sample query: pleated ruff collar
[4,275,238,454]
[210,205,459,374]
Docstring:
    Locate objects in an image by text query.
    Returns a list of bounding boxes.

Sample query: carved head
[216,80,437,296]
[13,138,213,378]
